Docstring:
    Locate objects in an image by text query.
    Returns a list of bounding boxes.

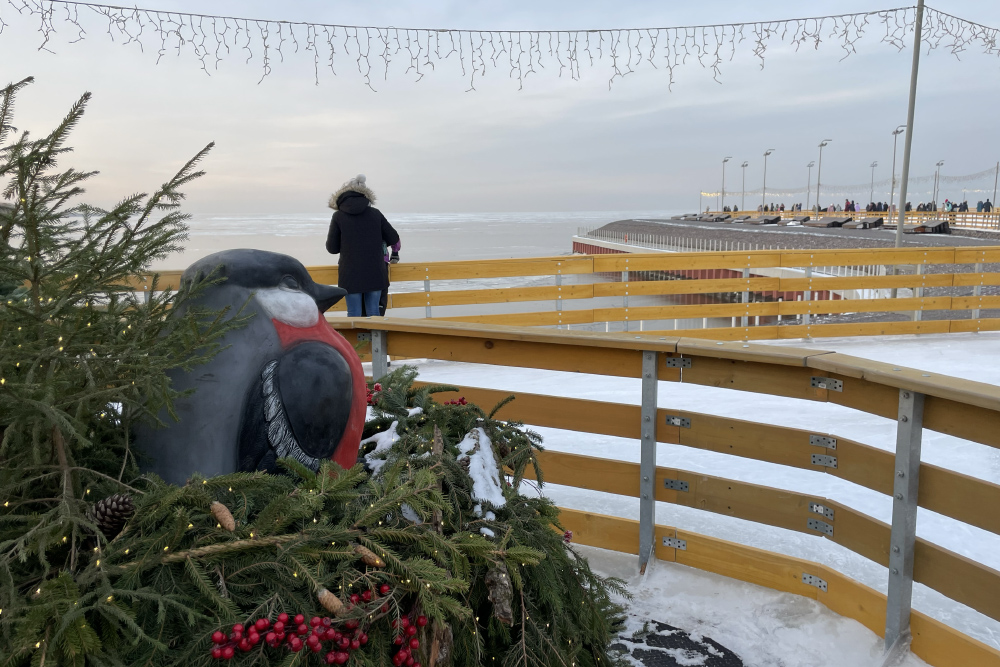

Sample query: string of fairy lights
[1,2,998,89]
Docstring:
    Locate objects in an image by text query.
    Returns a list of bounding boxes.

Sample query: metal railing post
[371,330,389,381]
[623,268,630,332]
[883,389,925,658]
[972,261,983,320]
[913,264,924,322]
[803,266,813,326]
[556,272,563,328]
[639,350,659,574]
[741,267,750,327]
[423,271,432,318]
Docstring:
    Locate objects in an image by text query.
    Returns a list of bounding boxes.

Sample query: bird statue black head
[134,249,366,485]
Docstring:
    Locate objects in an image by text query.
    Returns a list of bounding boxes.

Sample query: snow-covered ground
[372,331,1000,666]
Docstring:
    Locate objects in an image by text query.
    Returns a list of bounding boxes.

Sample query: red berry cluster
[366,382,383,406]
[443,397,467,406]
[389,614,428,667]
[563,530,573,544]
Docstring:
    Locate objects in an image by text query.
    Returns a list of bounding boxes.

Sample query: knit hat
[328,174,377,210]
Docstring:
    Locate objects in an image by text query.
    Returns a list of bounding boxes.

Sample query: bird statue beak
[313,284,348,313]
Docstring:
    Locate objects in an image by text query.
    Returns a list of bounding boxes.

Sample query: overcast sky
[3,0,1000,214]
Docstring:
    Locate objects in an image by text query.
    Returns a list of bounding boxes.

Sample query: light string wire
[3,2,995,89]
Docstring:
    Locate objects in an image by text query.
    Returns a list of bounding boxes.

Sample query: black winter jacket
[325,191,400,294]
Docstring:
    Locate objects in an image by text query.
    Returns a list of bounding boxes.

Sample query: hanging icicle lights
[1,2,999,89]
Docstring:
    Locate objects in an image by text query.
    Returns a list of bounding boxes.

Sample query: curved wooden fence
[145,246,1000,341]
[335,317,1000,666]
[706,209,1000,230]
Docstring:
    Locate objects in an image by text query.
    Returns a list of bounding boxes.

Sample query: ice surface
[584,544,928,667]
[382,331,1000,659]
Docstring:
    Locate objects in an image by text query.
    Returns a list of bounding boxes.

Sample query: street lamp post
[740,161,749,212]
[806,161,815,210]
[889,125,906,213]
[870,160,878,205]
[933,160,944,206]
[721,157,732,211]
[816,140,832,212]
[761,149,775,212]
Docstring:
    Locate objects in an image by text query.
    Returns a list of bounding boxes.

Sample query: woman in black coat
[325,175,400,317]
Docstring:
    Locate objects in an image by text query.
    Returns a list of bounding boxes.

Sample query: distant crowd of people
[719,198,993,214]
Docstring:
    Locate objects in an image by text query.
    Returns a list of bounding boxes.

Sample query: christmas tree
[0,79,630,667]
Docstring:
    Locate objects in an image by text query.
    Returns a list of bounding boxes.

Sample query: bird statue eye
[280,275,300,290]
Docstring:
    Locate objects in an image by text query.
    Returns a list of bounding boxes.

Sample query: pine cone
[318,588,345,616]
[210,501,236,531]
[353,544,385,568]
[90,493,135,540]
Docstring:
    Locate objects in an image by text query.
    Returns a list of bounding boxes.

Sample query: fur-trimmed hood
[328,174,377,211]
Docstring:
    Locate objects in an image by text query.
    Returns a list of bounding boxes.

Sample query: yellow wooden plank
[555,508,640,555]
[332,317,682,352]
[306,265,339,285]
[951,272,1000,287]
[652,326,781,341]
[387,256,594,281]
[432,310,595,326]
[823,500,890,566]
[952,295,1000,310]
[130,271,185,291]
[593,301,779,322]
[674,529,822,599]
[678,357,828,402]
[593,277,779,298]
[915,538,1000,623]
[910,610,1000,666]
[921,463,1000,541]
[950,318,1000,334]
[779,248,957,267]
[779,273,955,291]
[384,330,645,377]
[527,450,640,498]
[777,296,953,316]
[924,396,1000,449]
[676,337,833,366]
[778,320,952,340]
[954,247,1000,263]
[592,252,783,272]
[390,283,594,309]
[426,385,642,440]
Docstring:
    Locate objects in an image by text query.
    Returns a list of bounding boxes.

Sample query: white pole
[895,0,924,248]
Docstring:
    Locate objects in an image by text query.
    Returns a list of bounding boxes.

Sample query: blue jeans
[346,290,382,317]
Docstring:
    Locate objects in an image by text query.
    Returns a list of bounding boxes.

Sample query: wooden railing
[707,209,1000,229]
[336,317,1000,666]
[150,246,1000,341]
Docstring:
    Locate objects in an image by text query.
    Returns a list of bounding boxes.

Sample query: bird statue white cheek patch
[131,249,366,485]
[254,287,320,328]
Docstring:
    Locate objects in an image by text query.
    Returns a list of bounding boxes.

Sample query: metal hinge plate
[807,518,834,537]
[810,435,837,450]
[811,376,843,392]
[662,537,687,550]
[809,502,835,520]
[665,415,691,428]
[802,572,828,592]
[664,357,692,368]
[356,332,372,342]
[663,478,690,492]
[811,453,838,469]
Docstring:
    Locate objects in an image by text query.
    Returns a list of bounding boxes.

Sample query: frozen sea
[365,332,1000,667]
[155,210,683,270]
